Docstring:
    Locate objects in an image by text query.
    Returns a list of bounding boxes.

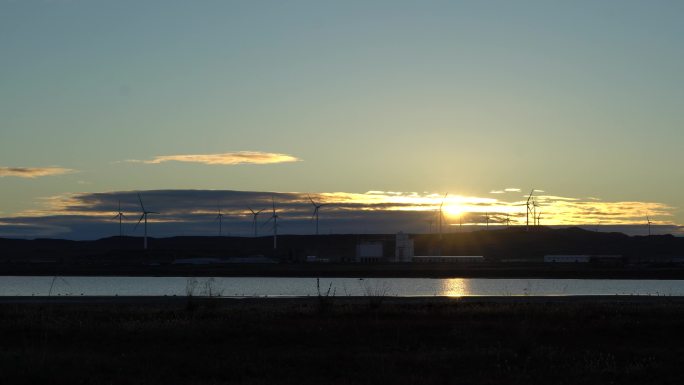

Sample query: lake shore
[5,262,684,279]
[2,296,684,384]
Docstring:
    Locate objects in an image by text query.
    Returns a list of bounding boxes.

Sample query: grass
[1,298,684,384]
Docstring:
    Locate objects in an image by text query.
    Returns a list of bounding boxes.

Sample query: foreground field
[2,297,684,384]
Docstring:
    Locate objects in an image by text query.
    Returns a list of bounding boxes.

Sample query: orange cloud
[131,151,301,165]
[0,167,74,178]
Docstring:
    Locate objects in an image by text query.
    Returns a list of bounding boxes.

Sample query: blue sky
[1,1,683,238]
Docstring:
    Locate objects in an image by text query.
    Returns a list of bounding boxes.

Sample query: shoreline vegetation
[2,297,684,384]
[5,263,684,279]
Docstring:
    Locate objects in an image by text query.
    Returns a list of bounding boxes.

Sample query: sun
[442,204,464,218]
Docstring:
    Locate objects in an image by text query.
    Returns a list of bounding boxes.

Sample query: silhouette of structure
[134,194,158,250]
[526,189,535,231]
[113,200,126,237]
[308,194,324,235]
[262,197,279,249]
[215,205,224,236]
[438,193,447,239]
[247,207,265,237]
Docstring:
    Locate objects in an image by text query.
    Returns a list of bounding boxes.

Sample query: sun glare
[443,204,464,218]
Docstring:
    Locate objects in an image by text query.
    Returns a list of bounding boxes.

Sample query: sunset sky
[1,1,683,239]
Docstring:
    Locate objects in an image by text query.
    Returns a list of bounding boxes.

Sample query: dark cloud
[0,189,679,239]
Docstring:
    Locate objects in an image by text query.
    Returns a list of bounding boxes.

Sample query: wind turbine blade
[248,207,256,215]
[137,193,146,212]
[256,209,265,215]
[308,194,316,206]
[133,214,145,231]
[113,214,121,220]
[261,216,274,227]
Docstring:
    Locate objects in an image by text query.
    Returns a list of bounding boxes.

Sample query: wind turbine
[647,216,653,236]
[308,194,324,235]
[525,189,535,231]
[262,197,279,249]
[113,200,127,237]
[215,205,224,236]
[134,193,158,250]
[438,193,448,239]
[247,207,265,237]
[537,211,542,227]
[484,212,490,229]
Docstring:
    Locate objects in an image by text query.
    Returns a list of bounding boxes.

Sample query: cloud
[505,188,521,192]
[489,190,505,194]
[128,151,301,166]
[0,188,677,240]
[0,167,75,178]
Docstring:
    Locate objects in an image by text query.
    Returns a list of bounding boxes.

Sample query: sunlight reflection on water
[440,279,470,297]
[2,277,684,297]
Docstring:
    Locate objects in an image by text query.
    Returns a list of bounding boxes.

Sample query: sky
[1,0,683,239]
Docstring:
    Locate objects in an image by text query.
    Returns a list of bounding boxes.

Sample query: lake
[1,276,684,297]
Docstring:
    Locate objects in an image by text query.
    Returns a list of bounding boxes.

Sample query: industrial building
[412,255,485,263]
[393,232,414,262]
[355,242,384,263]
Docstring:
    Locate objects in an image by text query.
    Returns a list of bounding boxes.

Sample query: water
[1,276,684,297]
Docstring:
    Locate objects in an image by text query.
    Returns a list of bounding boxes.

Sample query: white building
[394,232,414,262]
[356,242,384,263]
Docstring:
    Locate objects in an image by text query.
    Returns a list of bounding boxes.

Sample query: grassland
[2,297,684,384]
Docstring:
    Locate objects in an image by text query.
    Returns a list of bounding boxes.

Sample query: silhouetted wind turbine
[439,193,448,239]
[262,197,279,249]
[112,200,127,237]
[537,210,542,227]
[134,194,158,250]
[484,212,490,229]
[647,216,653,236]
[215,205,224,236]
[248,207,265,237]
[308,194,324,235]
[525,189,535,231]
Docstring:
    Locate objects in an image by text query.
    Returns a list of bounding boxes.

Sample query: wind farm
[2,1,684,383]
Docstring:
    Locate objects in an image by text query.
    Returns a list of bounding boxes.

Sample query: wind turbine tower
[439,193,448,239]
[308,195,324,235]
[248,207,265,237]
[525,189,535,231]
[647,216,653,236]
[113,200,127,237]
[263,197,280,249]
[134,194,158,250]
[215,205,224,236]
